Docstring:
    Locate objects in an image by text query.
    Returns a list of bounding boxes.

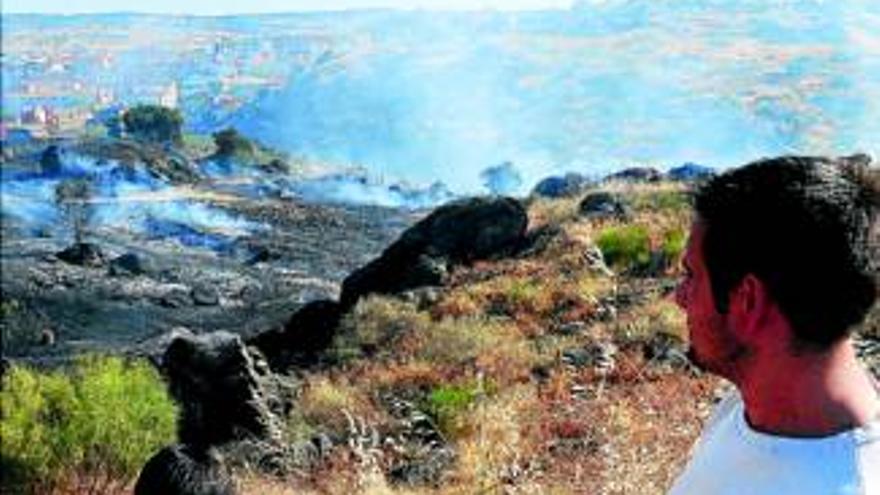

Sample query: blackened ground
[1,183,421,365]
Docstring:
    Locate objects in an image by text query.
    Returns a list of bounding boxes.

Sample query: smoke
[223,5,878,190]
[195,156,456,209]
[7,5,880,201]
[1,153,261,250]
[480,161,523,195]
[283,173,455,210]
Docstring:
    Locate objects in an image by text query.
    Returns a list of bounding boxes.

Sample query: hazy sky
[2,0,575,15]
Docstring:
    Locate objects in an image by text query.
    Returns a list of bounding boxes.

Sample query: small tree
[480,161,523,195]
[122,104,183,146]
[40,145,63,175]
[212,127,255,159]
[55,178,94,245]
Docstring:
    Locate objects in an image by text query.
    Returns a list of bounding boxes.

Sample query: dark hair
[694,155,878,348]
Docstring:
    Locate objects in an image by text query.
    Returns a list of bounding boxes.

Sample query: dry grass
[241,185,714,494]
[43,183,720,494]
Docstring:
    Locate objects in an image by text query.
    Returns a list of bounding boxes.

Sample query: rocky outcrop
[666,163,715,181]
[108,252,153,276]
[247,197,528,371]
[378,393,456,486]
[40,145,63,175]
[162,331,289,447]
[578,192,630,220]
[72,137,200,183]
[56,242,106,267]
[340,196,528,308]
[531,173,591,198]
[134,444,235,495]
[136,331,294,493]
[605,167,662,183]
[248,299,343,370]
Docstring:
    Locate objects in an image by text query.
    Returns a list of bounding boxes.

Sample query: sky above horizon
[2,0,575,15]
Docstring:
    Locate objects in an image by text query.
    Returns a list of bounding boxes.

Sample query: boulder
[341,254,446,309]
[134,444,235,495]
[584,245,614,276]
[666,163,715,181]
[340,196,527,308]
[109,252,152,276]
[245,245,281,265]
[840,153,872,169]
[562,342,618,371]
[605,167,662,183]
[531,173,591,198]
[162,331,289,448]
[192,284,220,306]
[160,287,192,308]
[578,192,630,220]
[516,224,564,258]
[128,326,196,368]
[40,145,63,176]
[56,242,105,267]
[640,333,692,370]
[248,299,343,370]
[380,393,456,486]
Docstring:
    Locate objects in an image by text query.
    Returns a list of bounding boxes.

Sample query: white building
[159,81,179,109]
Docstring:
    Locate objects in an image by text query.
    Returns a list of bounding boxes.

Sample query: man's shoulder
[856,418,880,495]
[670,389,880,494]
[702,388,741,434]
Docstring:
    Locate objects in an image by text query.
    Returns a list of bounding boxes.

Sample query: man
[669,156,879,494]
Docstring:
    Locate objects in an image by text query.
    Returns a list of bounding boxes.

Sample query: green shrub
[661,228,687,263]
[425,383,482,438]
[212,127,255,159]
[596,225,651,271]
[0,356,177,493]
[122,104,183,145]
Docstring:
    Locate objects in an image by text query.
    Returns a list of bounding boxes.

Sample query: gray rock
[593,303,618,322]
[192,284,220,306]
[160,288,191,308]
[238,283,262,304]
[555,321,588,335]
[578,192,630,221]
[584,245,614,276]
[398,286,442,310]
[134,444,235,495]
[562,342,618,371]
[340,196,527,308]
[128,326,196,368]
[163,331,291,448]
[380,393,455,486]
[517,224,563,258]
[248,299,343,370]
[56,242,105,267]
[666,163,715,182]
[605,166,662,183]
[641,333,691,370]
[531,173,591,198]
[109,252,153,276]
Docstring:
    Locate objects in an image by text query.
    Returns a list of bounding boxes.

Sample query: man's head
[679,155,877,358]
[676,220,748,376]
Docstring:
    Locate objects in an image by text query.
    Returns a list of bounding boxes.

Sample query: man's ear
[729,274,772,338]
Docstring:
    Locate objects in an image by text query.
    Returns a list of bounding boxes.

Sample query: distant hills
[4,2,879,192]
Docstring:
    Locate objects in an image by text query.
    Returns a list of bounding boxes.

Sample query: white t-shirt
[669,392,880,495]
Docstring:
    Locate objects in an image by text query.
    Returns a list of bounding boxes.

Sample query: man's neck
[736,338,880,438]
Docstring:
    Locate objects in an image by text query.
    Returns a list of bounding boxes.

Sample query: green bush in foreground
[596,224,651,271]
[426,383,481,438]
[0,355,177,493]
